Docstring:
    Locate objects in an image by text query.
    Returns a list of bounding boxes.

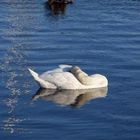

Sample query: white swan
[28,64,108,89]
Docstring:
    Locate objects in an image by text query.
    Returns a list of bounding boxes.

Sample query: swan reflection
[33,87,108,108]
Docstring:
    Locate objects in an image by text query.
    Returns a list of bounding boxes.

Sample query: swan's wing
[40,65,72,78]
[59,64,72,72]
[45,68,62,74]
[43,72,82,89]
[40,68,63,79]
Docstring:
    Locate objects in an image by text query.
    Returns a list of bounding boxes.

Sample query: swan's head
[71,66,108,87]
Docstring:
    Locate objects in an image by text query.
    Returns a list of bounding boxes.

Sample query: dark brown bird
[48,0,74,14]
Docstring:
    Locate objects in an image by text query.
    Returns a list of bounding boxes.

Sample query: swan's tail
[28,68,39,81]
[28,68,57,89]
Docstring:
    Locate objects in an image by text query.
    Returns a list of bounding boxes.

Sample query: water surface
[0,0,140,139]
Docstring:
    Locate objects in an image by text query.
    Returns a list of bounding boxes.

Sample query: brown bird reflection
[32,87,108,108]
[47,0,74,14]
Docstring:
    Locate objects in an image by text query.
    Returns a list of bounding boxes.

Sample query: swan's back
[40,71,83,89]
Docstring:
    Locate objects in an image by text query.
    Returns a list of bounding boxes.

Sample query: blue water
[0,0,140,139]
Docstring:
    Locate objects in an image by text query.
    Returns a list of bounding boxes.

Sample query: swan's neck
[71,66,94,85]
